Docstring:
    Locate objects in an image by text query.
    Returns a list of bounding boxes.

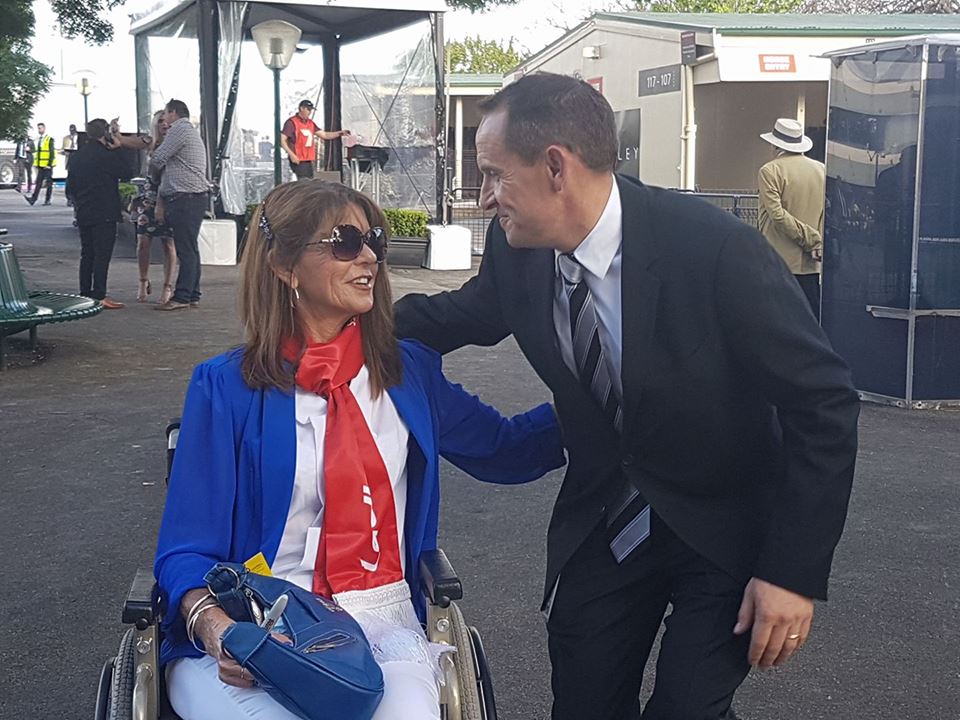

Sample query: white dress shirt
[272,365,410,590]
[552,177,624,399]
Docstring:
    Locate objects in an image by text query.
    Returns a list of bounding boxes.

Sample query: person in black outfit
[66,118,150,309]
[394,74,860,720]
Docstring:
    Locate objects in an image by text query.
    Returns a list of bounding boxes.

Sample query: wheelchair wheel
[107,628,136,720]
[447,602,484,720]
[468,627,497,720]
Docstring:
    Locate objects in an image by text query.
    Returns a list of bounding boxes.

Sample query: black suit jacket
[395,175,859,602]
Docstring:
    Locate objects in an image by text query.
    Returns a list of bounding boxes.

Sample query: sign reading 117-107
[638,64,681,96]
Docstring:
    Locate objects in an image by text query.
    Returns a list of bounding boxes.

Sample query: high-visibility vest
[34,136,55,168]
[291,116,319,163]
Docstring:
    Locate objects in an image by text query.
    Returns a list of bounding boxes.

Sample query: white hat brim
[761,131,812,153]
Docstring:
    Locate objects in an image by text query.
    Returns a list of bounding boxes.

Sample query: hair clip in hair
[259,209,275,245]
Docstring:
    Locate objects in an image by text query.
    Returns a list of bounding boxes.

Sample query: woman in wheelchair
[154,179,565,720]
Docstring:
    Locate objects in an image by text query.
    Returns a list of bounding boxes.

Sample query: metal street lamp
[251,20,302,186]
[74,72,96,126]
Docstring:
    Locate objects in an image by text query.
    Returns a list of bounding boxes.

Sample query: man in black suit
[395,73,859,719]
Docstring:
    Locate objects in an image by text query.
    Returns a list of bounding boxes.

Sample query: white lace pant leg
[166,655,302,720]
[371,659,441,720]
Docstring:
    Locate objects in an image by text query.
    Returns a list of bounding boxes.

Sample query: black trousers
[794,273,821,321]
[290,159,314,179]
[547,514,750,720]
[30,167,53,204]
[166,193,207,304]
[17,160,32,188]
[79,222,117,300]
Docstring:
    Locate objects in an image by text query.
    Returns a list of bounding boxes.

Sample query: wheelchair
[95,421,498,720]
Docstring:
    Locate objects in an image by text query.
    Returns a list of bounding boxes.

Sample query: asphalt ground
[0,188,957,720]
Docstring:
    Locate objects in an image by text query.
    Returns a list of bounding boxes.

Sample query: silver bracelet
[186,601,221,653]
[184,591,215,625]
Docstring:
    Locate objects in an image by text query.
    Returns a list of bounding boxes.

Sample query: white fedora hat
[760,118,812,153]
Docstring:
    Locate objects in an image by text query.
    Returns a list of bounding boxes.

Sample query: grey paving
[0,188,957,720]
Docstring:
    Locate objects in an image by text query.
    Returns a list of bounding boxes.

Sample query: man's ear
[545,145,567,191]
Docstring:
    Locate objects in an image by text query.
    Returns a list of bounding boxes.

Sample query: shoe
[100,297,125,309]
[189,301,200,309]
[155,299,190,311]
[42,201,51,206]
[158,283,174,305]
[137,278,152,302]
[25,196,35,206]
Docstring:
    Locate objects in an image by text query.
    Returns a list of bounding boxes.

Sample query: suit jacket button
[622,454,634,467]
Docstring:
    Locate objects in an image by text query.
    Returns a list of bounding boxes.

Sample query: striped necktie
[558,253,650,563]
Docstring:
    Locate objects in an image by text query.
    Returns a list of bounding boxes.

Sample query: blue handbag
[204,563,384,720]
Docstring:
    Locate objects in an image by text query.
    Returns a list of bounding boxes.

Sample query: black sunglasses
[305,225,388,263]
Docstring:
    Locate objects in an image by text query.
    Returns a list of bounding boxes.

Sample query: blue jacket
[155,340,565,665]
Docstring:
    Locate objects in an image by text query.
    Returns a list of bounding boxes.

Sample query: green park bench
[0,241,103,371]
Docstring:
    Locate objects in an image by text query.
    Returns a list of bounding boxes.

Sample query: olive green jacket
[757,153,825,275]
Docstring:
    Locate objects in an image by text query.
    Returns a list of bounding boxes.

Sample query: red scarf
[282,321,404,597]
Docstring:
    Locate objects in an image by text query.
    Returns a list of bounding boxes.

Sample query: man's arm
[280,119,298,162]
[315,129,348,141]
[394,221,511,353]
[715,221,859,664]
[758,164,822,253]
[149,121,187,171]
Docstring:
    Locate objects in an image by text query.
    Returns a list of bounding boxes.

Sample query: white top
[553,177,624,399]
[272,365,410,591]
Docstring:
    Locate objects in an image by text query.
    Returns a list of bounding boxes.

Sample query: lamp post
[74,72,95,126]
[251,20,301,186]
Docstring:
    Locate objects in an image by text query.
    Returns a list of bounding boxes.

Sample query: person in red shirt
[280,99,350,179]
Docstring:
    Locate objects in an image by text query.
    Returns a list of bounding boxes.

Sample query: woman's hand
[181,588,294,688]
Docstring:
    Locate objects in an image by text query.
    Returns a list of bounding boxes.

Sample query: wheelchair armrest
[122,568,159,628]
[419,549,463,608]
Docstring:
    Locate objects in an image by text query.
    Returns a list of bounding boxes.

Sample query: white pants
[167,653,440,720]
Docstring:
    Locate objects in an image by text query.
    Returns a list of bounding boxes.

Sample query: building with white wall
[507,13,960,192]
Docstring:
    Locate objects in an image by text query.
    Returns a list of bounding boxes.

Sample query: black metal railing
[682,191,760,227]
[446,187,493,255]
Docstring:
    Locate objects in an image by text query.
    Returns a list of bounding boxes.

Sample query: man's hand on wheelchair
[192,601,293,688]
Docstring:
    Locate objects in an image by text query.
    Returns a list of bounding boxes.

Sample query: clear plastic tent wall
[341,20,438,214]
[134,4,201,136]
[130,3,441,214]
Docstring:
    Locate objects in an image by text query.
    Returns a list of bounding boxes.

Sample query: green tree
[0,0,52,141]
[446,36,527,74]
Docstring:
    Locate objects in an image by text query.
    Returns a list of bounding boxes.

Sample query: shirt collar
[555,176,622,281]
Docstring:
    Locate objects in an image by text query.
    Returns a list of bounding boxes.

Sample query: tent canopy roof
[822,33,960,58]
[130,0,447,42]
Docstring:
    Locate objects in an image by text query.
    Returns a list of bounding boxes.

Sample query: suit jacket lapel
[617,176,661,441]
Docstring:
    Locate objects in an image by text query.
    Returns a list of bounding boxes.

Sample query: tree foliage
[445,0,521,9]
[446,36,527,74]
[0,0,52,141]
[648,0,802,10]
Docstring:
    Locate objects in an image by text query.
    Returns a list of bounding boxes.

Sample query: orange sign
[758,54,796,73]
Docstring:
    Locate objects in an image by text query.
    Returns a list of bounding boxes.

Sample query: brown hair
[477,72,618,173]
[238,180,401,395]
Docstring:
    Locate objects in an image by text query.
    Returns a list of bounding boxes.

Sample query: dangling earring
[291,286,300,307]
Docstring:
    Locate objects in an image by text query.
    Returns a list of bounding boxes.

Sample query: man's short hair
[86,118,110,141]
[166,99,190,119]
[477,72,618,173]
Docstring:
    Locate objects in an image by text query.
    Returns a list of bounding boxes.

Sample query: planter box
[387,236,428,268]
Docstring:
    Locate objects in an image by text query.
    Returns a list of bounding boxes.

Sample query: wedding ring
[787,633,801,640]
[240,668,247,681]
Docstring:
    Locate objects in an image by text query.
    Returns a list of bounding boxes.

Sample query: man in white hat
[758,118,825,318]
